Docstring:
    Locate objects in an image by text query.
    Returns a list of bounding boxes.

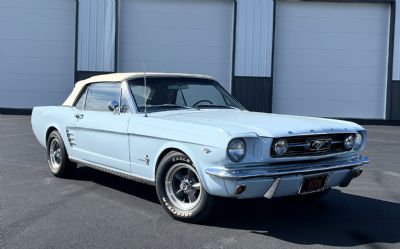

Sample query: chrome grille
[270,133,355,157]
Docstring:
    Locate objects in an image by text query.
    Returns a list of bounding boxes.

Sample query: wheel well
[155,148,188,173]
[45,127,58,143]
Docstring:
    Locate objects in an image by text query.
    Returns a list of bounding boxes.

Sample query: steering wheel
[192,99,214,107]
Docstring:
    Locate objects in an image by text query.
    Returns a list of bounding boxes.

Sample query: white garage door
[0,0,75,109]
[119,0,234,90]
[272,1,390,119]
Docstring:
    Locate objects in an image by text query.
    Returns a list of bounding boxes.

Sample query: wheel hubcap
[165,163,202,211]
[49,139,62,171]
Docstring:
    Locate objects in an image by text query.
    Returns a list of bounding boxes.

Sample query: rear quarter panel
[31,106,75,150]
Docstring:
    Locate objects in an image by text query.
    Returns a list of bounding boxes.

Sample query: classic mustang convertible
[32,73,369,222]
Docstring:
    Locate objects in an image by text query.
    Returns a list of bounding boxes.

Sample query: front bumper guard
[205,155,369,180]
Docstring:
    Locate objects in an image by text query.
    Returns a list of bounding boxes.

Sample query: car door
[72,82,131,172]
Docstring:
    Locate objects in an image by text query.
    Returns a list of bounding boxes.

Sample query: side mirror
[108,100,119,112]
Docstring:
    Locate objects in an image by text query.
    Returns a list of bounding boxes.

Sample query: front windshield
[128,77,245,113]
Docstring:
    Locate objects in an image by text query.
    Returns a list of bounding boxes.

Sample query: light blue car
[32,73,369,222]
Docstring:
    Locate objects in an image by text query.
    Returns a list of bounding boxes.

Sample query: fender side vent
[66,128,76,147]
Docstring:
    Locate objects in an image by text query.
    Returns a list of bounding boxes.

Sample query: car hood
[151,110,364,138]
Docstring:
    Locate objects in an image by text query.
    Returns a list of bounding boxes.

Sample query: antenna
[142,61,148,117]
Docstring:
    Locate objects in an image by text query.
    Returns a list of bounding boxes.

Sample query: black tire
[46,130,77,178]
[155,151,214,223]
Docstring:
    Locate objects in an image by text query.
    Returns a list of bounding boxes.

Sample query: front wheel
[155,151,214,223]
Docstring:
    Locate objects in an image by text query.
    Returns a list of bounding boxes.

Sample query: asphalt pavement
[1,115,400,249]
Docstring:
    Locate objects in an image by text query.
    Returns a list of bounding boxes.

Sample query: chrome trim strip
[69,157,155,186]
[288,140,342,148]
[205,156,369,180]
[270,131,358,138]
[225,152,358,168]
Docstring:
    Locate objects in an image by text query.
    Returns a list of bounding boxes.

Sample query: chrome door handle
[75,114,84,119]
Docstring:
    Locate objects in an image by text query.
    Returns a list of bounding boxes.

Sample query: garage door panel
[120,27,231,47]
[119,0,233,90]
[274,49,386,68]
[275,66,385,85]
[0,9,73,25]
[121,0,232,14]
[276,1,389,18]
[0,74,73,93]
[273,83,386,102]
[275,32,387,51]
[0,40,74,58]
[120,12,232,31]
[119,44,230,63]
[119,61,230,75]
[276,17,385,34]
[273,1,390,119]
[0,0,75,108]
[0,58,73,76]
[0,0,74,9]
[0,91,70,108]
[0,23,74,41]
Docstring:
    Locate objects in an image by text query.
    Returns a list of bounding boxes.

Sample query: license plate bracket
[299,174,328,194]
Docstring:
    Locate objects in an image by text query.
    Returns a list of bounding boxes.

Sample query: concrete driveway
[1,115,399,249]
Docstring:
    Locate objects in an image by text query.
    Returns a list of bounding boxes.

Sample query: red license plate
[299,175,328,194]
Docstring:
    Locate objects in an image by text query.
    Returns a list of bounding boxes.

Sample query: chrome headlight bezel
[273,139,288,156]
[354,132,363,150]
[227,138,246,162]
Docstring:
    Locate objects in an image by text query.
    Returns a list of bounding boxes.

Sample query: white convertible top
[63,72,213,106]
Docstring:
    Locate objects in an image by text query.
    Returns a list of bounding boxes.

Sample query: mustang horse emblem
[309,139,332,151]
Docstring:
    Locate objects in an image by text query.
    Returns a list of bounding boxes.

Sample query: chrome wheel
[165,163,202,211]
[49,138,62,171]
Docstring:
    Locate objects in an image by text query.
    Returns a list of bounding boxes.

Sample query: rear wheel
[156,151,214,223]
[46,130,76,178]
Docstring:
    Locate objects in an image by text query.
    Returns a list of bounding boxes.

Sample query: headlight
[273,139,288,156]
[354,132,363,150]
[344,134,355,150]
[227,138,246,162]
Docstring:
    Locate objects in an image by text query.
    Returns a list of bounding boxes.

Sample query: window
[176,84,226,107]
[128,77,245,113]
[74,88,87,110]
[130,85,151,108]
[85,83,120,112]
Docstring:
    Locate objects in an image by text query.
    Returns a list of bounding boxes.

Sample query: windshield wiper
[195,104,237,109]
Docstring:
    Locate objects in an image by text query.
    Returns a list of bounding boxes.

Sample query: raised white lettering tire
[155,151,214,223]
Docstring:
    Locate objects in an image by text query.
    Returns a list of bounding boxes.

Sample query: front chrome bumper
[205,155,369,180]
